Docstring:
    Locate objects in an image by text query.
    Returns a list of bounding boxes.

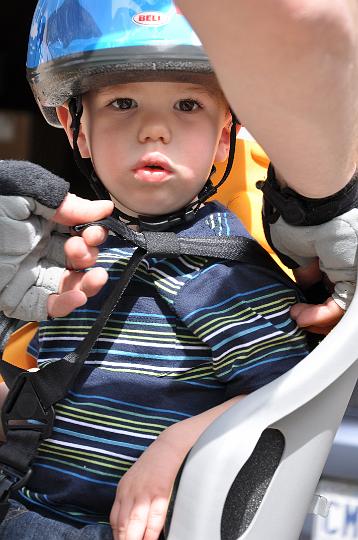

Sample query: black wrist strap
[0,161,70,209]
[259,164,358,226]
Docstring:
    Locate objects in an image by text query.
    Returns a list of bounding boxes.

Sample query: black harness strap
[75,216,288,271]
[0,219,289,522]
[0,247,146,519]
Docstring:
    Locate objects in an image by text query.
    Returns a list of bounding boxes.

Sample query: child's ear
[215,117,235,163]
[56,105,91,158]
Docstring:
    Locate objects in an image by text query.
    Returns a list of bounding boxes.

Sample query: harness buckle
[2,371,55,440]
[0,465,32,521]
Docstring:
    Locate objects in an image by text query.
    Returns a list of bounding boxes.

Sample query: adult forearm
[177,0,358,197]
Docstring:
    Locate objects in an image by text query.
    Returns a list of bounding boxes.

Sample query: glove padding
[0,161,70,321]
[261,164,358,310]
[269,210,358,310]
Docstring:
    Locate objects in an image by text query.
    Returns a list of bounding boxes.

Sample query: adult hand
[290,297,344,335]
[0,186,113,321]
[47,193,113,318]
[292,262,346,334]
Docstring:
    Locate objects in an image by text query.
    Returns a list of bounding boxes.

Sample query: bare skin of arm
[176,0,358,196]
[175,1,358,333]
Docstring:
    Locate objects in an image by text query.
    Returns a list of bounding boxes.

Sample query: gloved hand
[0,160,113,321]
[260,163,358,333]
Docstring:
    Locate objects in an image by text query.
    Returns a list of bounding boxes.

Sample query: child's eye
[174,99,202,112]
[111,98,137,110]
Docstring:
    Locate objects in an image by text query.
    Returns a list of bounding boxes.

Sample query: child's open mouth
[133,155,173,183]
[145,165,165,172]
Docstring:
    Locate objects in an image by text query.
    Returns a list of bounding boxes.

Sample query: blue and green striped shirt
[18,202,309,525]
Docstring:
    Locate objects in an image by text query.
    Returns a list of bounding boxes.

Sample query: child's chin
[114,197,192,218]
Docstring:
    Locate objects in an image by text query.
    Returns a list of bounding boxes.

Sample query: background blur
[0,3,93,198]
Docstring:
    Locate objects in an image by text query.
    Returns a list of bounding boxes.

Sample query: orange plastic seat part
[211,135,292,274]
[1,322,38,382]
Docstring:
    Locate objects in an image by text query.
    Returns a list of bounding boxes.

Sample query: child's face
[59,81,231,216]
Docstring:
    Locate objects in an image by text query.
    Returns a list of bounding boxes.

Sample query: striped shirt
[18,202,309,525]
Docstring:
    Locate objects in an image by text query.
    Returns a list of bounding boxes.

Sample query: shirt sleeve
[175,260,310,397]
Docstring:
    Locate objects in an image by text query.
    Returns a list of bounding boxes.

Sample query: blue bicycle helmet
[27,0,238,229]
[27,0,215,127]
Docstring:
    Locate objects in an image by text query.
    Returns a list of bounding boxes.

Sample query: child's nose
[138,116,171,144]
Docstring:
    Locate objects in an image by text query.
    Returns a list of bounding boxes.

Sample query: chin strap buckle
[138,207,196,232]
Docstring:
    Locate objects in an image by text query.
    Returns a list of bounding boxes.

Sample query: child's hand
[290,297,344,335]
[47,194,113,318]
[110,436,183,540]
[109,395,244,540]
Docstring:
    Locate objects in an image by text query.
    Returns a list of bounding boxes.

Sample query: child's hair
[27,0,238,228]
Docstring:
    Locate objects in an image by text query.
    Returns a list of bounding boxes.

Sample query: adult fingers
[290,303,311,322]
[64,236,99,270]
[53,193,113,226]
[290,300,344,328]
[47,290,88,318]
[304,324,333,335]
[59,267,108,297]
[81,225,109,247]
[79,267,109,297]
[47,267,108,318]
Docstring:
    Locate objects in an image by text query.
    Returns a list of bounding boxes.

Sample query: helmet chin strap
[69,97,239,232]
[69,98,111,201]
